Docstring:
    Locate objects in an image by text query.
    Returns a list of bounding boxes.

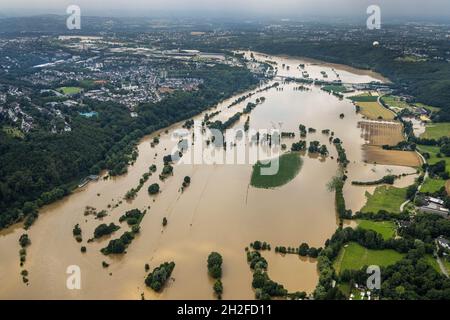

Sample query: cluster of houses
[0,101,35,133]
[419,196,450,217]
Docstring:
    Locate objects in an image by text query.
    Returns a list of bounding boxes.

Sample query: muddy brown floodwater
[0,52,417,300]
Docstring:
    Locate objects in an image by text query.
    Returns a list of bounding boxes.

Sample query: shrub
[145,262,176,292]
[207,252,223,279]
[19,234,31,248]
[148,183,160,195]
[213,279,223,299]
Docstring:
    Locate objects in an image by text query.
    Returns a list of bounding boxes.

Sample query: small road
[400,199,410,212]
[399,151,427,213]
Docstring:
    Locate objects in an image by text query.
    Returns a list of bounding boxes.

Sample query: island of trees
[145,261,176,292]
[207,252,223,299]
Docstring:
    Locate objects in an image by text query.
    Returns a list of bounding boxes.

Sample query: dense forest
[0,64,258,229]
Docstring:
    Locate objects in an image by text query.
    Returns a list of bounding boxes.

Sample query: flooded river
[0,52,416,299]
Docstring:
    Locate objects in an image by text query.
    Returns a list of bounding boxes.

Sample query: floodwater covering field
[0,52,418,299]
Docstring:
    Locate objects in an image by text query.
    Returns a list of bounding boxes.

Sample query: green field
[2,126,25,139]
[250,152,303,189]
[381,95,410,110]
[395,55,427,63]
[421,178,446,193]
[348,93,395,120]
[417,145,450,173]
[424,255,441,273]
[333,242,404,274]
[360,186,407,214]
[348,93,379,102]
[57,86,82,95]
[357,220,396,240]
[421,123,450,139]
[444,259,450,274]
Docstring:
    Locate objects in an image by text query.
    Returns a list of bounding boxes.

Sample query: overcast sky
[1,0,450,19]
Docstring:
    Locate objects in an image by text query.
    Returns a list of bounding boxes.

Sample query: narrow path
[376,94,397,119]
[399,199,410,212]
[437,256,449,278]
[400,163,427,213]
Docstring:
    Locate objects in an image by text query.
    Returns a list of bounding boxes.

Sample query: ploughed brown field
[358,121,404,146]
[363,145,423,167]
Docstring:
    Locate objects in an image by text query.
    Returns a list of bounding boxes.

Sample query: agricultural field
[358,121,404,146]
[250,152,303,189]
[356,101,396,120]
[417,145,450,173]
[381,95,410,110]
[57,86,82,95]
[421,122,450,139]
[333,242,404,274]
[360,185,407,214]
[363,146,422,167]
[2,126,25,139]
[420,178,446,193]
[357,220,396,240]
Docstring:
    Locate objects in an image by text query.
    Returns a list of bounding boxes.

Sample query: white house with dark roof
[437,236,450,250]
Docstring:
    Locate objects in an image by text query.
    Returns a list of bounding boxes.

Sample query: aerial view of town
[1,0,450,311]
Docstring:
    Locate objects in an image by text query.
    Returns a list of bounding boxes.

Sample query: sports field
[333,242,404,274]
[57,86,82,95]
